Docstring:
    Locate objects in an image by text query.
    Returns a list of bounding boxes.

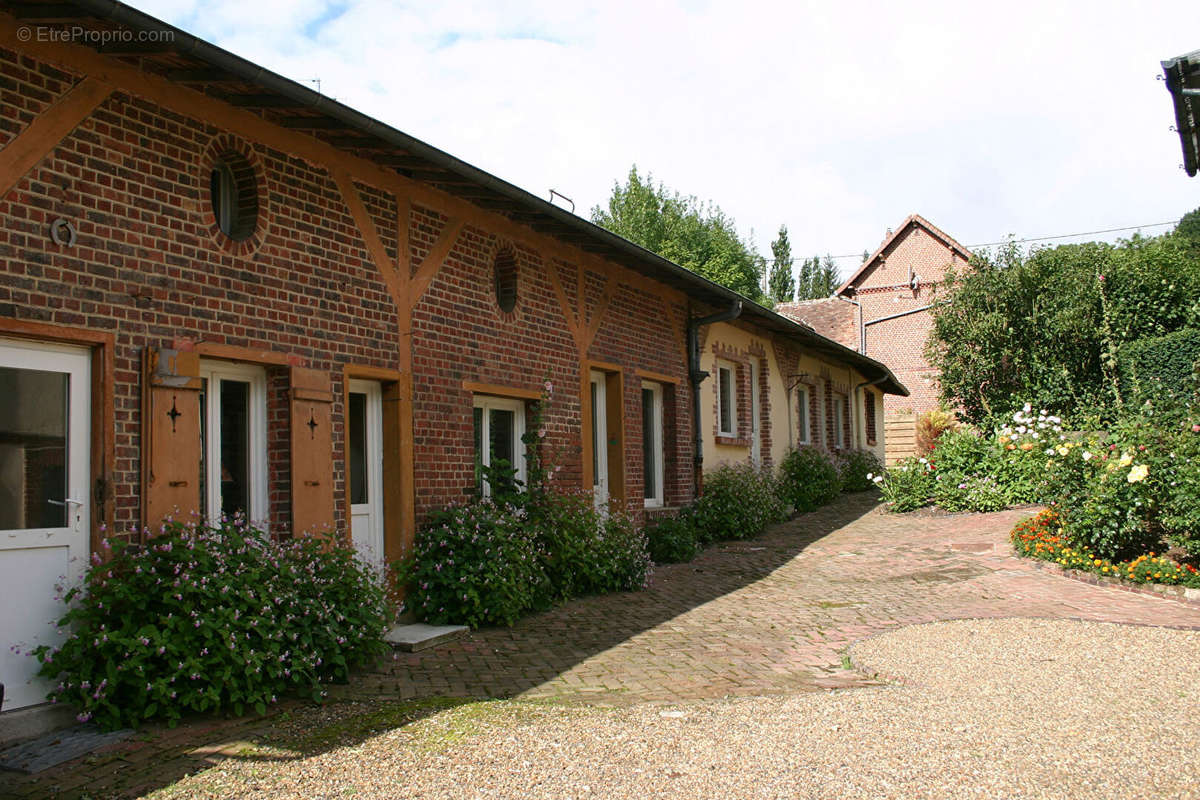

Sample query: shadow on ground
[354,490,882,701]
[2,492,879,800]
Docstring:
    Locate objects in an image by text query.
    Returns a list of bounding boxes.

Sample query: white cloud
[138,0,1200,275]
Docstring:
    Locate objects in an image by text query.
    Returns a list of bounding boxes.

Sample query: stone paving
[7,493,1200,798]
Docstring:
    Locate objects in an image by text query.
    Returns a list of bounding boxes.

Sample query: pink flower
[1192,424,1199,433]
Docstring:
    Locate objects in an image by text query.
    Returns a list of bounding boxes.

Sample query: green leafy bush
[32,518,389,731]
[932,474,1008,512]
[406,492,651,629]
[928,233,1200,425]
[531,491,650,598]
[693,462,787,542]
[1117,328,1200,405]
[406,500,549,628]
[778,447,840,512]
[878,457,936,511]
[1044,433,1160,562]
[835,449,883,492]
[1161,420,1200,556]
[645,509,702,564]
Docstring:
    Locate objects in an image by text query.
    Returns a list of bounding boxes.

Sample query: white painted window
[716,361,736,437]
[641,382,664,508]
[473,395,526,497]
[797,385,810,444]
[199,360,268,523]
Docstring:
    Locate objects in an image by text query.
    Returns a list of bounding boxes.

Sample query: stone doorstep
[0,724,133,775]
[383,623,469,652]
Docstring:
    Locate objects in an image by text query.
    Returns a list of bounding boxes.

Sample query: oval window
[209,151,258,241]
[494,246,517,312]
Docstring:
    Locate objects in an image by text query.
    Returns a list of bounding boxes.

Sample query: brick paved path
[9,493,1200,798]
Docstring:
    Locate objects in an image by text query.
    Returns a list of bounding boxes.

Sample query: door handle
[47,498,84,507]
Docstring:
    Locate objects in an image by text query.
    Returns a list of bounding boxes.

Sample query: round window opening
[209,151,258,241]
[494,246,518,313]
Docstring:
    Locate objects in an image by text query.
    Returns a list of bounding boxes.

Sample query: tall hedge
[1117,328,1200,403]
[927,227,1200,425]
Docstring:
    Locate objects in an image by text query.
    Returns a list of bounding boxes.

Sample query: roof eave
[60,0,908,394]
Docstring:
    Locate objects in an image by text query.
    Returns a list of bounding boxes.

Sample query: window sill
[715,435,749,447]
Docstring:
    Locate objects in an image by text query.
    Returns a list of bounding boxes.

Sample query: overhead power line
[817,220,1179,262]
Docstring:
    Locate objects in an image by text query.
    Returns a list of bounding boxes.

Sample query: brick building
[777,214,969,462]
[0,1,904,712]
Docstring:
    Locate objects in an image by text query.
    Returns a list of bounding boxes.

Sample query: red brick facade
[778,215,970,420]
[0,8,906,565]
[0,37,696,551]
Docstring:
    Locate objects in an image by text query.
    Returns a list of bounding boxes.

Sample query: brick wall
[0,44,694,540]
[781,219,970,423]
[851,220,968,419]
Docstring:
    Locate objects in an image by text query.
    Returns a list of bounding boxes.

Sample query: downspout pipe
[838,295,865,353]
[688,301,743,495]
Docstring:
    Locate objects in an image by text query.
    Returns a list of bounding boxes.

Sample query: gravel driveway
[150,618,1200,799]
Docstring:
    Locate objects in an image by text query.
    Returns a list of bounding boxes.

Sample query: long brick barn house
[0,0,905,712]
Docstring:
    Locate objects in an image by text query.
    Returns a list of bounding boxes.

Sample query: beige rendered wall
[698,321,887,474]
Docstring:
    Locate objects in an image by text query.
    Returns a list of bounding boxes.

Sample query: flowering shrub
[693,463,788,542]
[778,447,840,513]
[645,509,702,564]
[531,491,650,598]
[933,474,1008,512]
[877,456,936,511]
[878,405,1063,512]
[405,500,550,629]
[32,518,389,731]
[835,449,883,492]
[406,492,651,629]
[1011,509,1200,588]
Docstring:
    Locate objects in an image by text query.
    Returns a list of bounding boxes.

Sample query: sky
[140,0,1200,278]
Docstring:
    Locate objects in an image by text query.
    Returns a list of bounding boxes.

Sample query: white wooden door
[590,371,608,510]
[0,339,90,711]
[348,380,384,568]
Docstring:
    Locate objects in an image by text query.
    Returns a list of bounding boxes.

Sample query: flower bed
[1010,509,1200,588]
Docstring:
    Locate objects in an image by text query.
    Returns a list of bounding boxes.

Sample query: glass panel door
[348,380,383,567]
[0,339,90,710]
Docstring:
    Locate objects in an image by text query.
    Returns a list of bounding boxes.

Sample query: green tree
[795,254,839,299]
[591,166,767,301]
[767,225,795,304]
[1176,206,1200,253]
[927,234,1200,425]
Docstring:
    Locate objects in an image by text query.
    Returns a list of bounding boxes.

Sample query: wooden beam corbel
[0,75,112,200]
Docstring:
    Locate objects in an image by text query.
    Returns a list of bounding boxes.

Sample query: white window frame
[834,392,846,449]
[473,395,527,497]
[796,385,811,445]
[199,359,268,524]
[716,361,737,437]
[641,381,664,508]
